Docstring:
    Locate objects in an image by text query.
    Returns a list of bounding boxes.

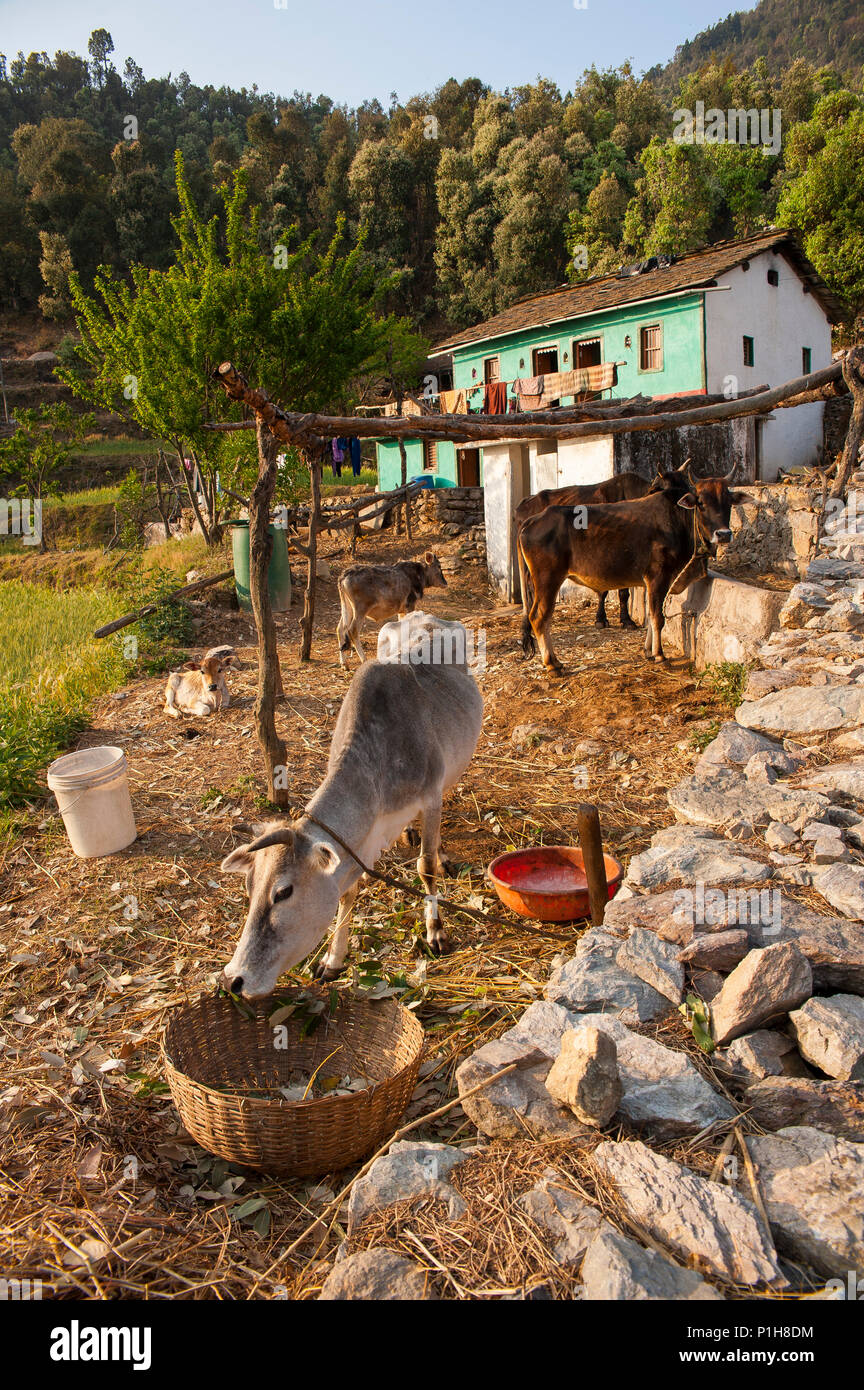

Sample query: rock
[743,669,800,700]
[511,723,557,749]
[593,1140,783,1286]
[802,758,864,802]
[616,928,685,1002]
[517,1170,607,1264]
[802,820,844,841]
[779,583,832,628]
[789,994,864,1080]
[768,895,864,993]
[811,863,864,920]
[695,722,786,770]
[710,942,813,1046]
[765,823,799,850]
[745,1127,864,1277]
[745,1078,864,1141]
[668,764,829,832]
[573,739,605,759]
[745,749,800,780]
[813,599,864,632]
[834,727,864,753]
[807,556,864,581]
[346,1141,471,1234]
[737,685,864,736]
[545,931,675,1024]
[544,1026,621,1127]
[679,928,750,973]
[580,1225,724,1301]
[691,969,725,1000]
[455,1020,587,1141]
[457,1003,731,1142]
[319,1249,434,1300]
[812,836,851,864]
[625,826,773,892]
[721,1029,805,1084]
[603,889,694,945]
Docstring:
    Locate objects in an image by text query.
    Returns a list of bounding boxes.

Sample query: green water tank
[230,521,293,614]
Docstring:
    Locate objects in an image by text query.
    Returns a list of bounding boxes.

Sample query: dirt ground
[0,527,736,1299]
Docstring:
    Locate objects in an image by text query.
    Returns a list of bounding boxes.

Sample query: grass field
[0,581,125,813]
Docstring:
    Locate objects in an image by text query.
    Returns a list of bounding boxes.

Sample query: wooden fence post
[250,420,288,807]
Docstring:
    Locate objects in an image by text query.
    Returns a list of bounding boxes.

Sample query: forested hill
[649,0,864,92]
[1,13,863,343]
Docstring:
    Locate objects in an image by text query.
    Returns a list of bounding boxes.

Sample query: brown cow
[515,472,653,627]
[337,552,447,664]
[517,462,751,670]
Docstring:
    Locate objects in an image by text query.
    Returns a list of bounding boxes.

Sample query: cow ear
[184,661,200,671]
[424,551,434,564]
[729,490,756,505]
[221,846,254,875]
[311,841,340,873]
[221,655,234,667]
[677,493,698,510]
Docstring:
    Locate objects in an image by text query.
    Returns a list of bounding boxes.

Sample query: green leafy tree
[0,402,94,551]
[622,139,717,256]
[777,89,864,320]
[60,154,420,544]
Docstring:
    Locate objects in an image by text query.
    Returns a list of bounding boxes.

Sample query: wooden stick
[575,802,608,928]
[93,569,234,638]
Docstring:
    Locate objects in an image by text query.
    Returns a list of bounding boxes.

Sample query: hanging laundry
[574,362,618,394]
[439,389,467,414]
[483,381,508,415]
[331,436,345,477]
[349,436,362,477]
[513,375,544,410]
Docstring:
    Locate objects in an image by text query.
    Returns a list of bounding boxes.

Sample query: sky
[0,0,750,106]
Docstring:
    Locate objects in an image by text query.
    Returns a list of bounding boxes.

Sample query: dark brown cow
[517,462,751,670]
[515,472,653,628]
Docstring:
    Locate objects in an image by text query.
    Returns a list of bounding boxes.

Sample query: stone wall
[415,485,484,537]
[631,573,786,667]
[726,483,824,579]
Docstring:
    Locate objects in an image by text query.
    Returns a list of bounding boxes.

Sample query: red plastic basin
[487,845,624,923]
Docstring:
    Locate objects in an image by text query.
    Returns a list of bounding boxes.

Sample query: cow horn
[676,456,693,474]
[722,464,737,483]
[246,827,296,854]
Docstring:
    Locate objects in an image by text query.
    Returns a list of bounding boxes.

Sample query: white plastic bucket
[46,745,137,859]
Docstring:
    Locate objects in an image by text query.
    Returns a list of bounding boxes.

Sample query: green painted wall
[451,293,706,405]
[375,438,459,492]
[375,294,705,488]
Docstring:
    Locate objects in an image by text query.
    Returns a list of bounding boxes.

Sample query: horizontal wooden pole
[212,360,844,448]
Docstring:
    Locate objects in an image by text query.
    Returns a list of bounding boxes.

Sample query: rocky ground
[323,491,864,1302]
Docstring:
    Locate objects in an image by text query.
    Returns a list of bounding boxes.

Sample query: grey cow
[336,552,447,665]
[222,611,483,998]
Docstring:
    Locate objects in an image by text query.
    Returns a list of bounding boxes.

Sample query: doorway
[533,345,559,406]
[458,447,480,487]
[573,336,603,400]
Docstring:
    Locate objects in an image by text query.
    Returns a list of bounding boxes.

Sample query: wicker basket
[162,989,425,1177]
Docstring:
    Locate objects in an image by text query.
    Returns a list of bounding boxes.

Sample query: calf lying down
[222,612,483,999]
[164,645,234,718]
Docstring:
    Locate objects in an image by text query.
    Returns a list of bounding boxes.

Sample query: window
[743,336,755,367]
[767,268,779,287]
[802,347,812,375]
[484,356,500,383]
[639,324,663,372]
[532,345,560,405]
[573,336,603,399]
[422,439,437,472]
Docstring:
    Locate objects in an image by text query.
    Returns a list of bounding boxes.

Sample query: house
[374,229,842,499]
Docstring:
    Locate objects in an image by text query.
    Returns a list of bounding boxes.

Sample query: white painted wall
[557,436,614,487]
[704,251,832,481]
[482,441,530,599]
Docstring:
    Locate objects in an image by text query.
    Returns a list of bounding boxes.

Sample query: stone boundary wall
[726,483,824,579]
[415,486,484,537]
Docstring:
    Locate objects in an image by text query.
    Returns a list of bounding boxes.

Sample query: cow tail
[516,527,537,656]
[337,580,353,652]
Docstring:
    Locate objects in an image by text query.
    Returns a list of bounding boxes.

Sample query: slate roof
[430,230,845,357]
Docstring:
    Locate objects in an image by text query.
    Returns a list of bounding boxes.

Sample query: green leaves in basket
[269,1003,297,1027]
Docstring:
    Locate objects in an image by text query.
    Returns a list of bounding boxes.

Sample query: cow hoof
[594,618,608,629]
[439,855,462,878]
[313,961,344,982]
[427,932,451,957]
[399,826,421,850]
[620,618,638,630]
